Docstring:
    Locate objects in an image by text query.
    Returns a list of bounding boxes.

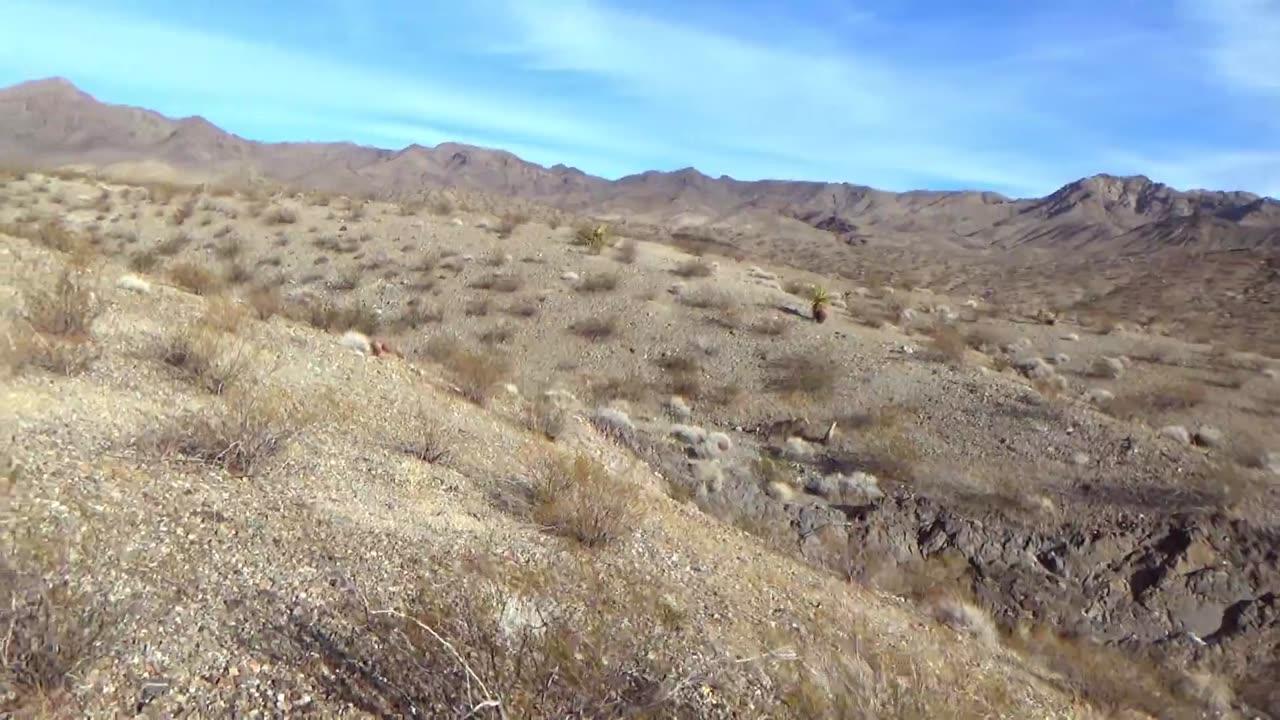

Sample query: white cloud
[1182,0,1280,96]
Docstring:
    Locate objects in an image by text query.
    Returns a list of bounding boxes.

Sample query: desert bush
[427,196,454,216]
[503,299,540,318]
[570,315,618,340]
[573,223,610,254]
[127,249,160,273]
[0,566,113,717]
[1100,383,1206,421]
[168,261,221,295]
[155,231,193,257]
[517,453,641,546]
[751,315,789,337]
[222,259,252,286]
[494,210,530,238]
[400,408,451,464]
[678,285,733,310]
[5,323,99,377]
[525,394,570,441]
[286,297,380,336]
[470,273,524,293]
[170,195,198,226]
[464,298,491,317]
[926,323,968,365]
[392,303,444,330]
[425,338,512,404]
[478,323,516,346]
[766,353,835,398]
[153,388,308,476]
[200,295,248,333]
[214,235,244,261]
[24,269,102,338]
[672,257,714,278]
[161,326,252,395]
[576,272,620,293]
[245,285,282,320]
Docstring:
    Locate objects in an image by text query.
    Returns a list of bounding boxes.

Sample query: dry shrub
[845,404,920,482]
[576,272,620,293]
[525,394,570,441]
[286,297,380,336]
[222,259,252,286]
[200,295,247,333]
[478,323,515,346]
[400,408,451,464]
[153,388,309,477]
[766,353,836,398]
[261,206,297,225]
[464,298,491,317]
[672,258,714,278]
[470,273,524,293]
[926,323,967,365]
[1101,382,1208,421]
[6,323,98,377]
[24,269,102,339]
[246,286,282,320]
[570,315,618,340]
[1005,623,1190,717]
[424,337,512,404]
[168,261,221,295]
[514,453,642,546]
[155,231,192,257]
[428,196,454,216]
[214,235,243,261]
[503,299,540,319]
[751,315,789,337]
[494,210,530,238]
[170,195,198,226]
[678,285,733,310]
[590,373,650,405]
[127,249,160,273]
[0,565,113,717]
[160,326,253,394]
[391,303,444,331]
[613,240,638,264]
[964,324,1017,352]
[1,219,87,255]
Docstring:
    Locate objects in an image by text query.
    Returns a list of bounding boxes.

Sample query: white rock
[1071,452,1091,466]
[1159,425,1192,445]
[560,271,580,282]
[783,436,813,461]
[670,424,707,446]
[503,383,520,395]
[451,218,464,226]
[1061,332,1080,341]
[1047,353,1070,365]
[837,471,884,501]
[1262,368,1279,380]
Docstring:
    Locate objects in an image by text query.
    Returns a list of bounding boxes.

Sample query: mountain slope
[2,77,1278,254]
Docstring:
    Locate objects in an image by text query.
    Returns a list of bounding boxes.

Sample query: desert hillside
[2,167,1278,717]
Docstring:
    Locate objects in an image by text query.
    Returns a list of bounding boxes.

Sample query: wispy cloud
[0,0,1275,197]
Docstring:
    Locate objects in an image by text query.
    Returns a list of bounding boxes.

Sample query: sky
[0,0,1277,198]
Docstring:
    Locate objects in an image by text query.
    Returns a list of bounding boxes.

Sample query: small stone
[1083,388,1114,405]
[1061,333,1080,341]
[560,271,580,282]
[1071,452,1091,466]
[503,383,519,395]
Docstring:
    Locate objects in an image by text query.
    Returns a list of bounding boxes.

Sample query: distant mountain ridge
[2,77,1278,254]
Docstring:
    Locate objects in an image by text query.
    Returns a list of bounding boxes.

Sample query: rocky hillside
[3,77,1278,255]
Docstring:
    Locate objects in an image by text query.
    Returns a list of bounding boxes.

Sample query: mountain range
[2,77,1278,255]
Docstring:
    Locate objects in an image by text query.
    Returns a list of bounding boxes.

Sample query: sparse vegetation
[513,453,642,546]
[570,315,618,340]
[424,336,512,404]
[161,325,253,394]
[494,210,529,238]
[613,239,638,264]
[153,388,309,476]
[766,353,835,398]
[672,257,714,278]
[576,271,620,293]
[168,261,221,295]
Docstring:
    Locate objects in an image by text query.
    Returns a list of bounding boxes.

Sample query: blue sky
[1,0,1277,198]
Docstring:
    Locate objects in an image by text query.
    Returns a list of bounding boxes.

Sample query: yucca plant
[810,286,832,323]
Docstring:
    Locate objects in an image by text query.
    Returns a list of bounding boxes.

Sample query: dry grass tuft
[286,297,381,336]
[24,269,102,339]
[672,257,715,278]
[751,315,789,337]
[423,337,513,405]
[766,353,836,398]
[168,261,222,296]
[514,453,642,546]
[245,285,282,321]
[1100,382,1208,421]
[400,409,452,464]
[926,323,968,365]
[0,566,113,718]
[525,394,570,441]
[678,285,733,310]
[494,210,530,238]
[152,388,308,477]
[576,272,621,293]
[261,206,298,225]
[570,315,619,340]
[160,326,253,394]
[470,273,524,293]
